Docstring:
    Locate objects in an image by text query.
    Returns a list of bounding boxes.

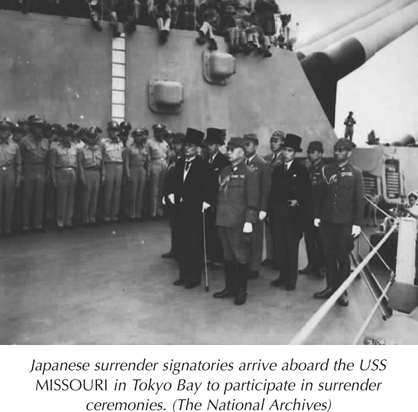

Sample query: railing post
[396,217,417,284]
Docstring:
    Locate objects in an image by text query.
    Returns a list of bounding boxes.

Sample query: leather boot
[213,261,236,298]
[337,291,349,307]
[234,263,248,305]
[313,286,335,300]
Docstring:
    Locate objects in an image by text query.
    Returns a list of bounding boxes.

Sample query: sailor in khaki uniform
[125,128,150,221]
[102,121,124,223]
[19,116,49,233]
[214,137,260,305]
[243,133,270,279]
[50,127,78,230]
[78,127,104,226]
[0,120,22,235]
[147,124,169,219]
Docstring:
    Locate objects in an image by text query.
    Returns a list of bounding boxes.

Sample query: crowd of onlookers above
[2,0,298,57]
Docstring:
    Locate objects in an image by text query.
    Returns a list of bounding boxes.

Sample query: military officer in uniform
[125,128,150,221]
[243,133,270,279]
[147,124,169,219]
[313,138,364,307]
[263,130,285,267]
[162,132,185,259]
[214,137,260,305]
[299,141,325,278]
[269,134,310,291]
[204,127,230,269]
[102,121,124,223]
[50,127,78,230]
[19,116,49,233]
[0,120,22,236]
[167,128,211,289]
[78,126,105,227]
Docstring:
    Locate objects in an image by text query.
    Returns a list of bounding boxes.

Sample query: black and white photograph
[0,0,417,346]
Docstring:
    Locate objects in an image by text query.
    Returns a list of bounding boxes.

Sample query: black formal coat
[207,151,230,206]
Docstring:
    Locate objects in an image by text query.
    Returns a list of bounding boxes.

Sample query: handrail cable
[364,195,393,220]
[360,231,393,273]
[289,223,398,345]
[351,271,396,345]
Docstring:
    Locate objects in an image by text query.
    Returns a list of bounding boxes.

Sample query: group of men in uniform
[162,126,364,307]
[0,115,175,234]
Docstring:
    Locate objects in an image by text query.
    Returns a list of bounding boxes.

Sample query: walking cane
[202,209,209,292]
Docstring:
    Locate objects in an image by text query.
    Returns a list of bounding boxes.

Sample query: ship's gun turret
[300,1,418,126]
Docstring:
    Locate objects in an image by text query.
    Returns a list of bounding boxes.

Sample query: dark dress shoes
[234,291,247,305]
[213,289,235,298]
[270,277,286,287]
[185,282,199,289]
[285,284,296,291]
[337,293,349,307]
[299,265,313,275]
[173,279,185,286]
[262,259,274,267]
[313,286,335,300]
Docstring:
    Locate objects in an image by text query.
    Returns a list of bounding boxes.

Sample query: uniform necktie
[245,158,249,165]
[185,161,192,172]
[272,153,277,162]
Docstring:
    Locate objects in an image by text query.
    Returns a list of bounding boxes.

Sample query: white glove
[259,211,267,221]
[243,222,253,233]
[352,225,361,238]
[202,202,211,212]
[168,194,175,204]
[162,197,166,206]
[314,218,321,227]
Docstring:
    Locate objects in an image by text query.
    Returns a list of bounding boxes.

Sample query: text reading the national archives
[29,357,387,412]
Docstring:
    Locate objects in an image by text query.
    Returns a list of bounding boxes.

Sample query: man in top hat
[214,137,260,305]
[167,128,211,289]
[0,119,22,236]
[243,133,270,279]
[162,132,185,259]
[262,130,285,267]
[102,121,124,223]
[313,138,364,307]
[78,126,105,227]
[50,127,78,231]
[147,124,169,219]
[269,133,310,291]
[19,116,50,233]
[299,141,325,278]
[204,127,230,269]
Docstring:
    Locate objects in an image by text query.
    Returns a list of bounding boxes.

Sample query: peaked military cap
[270,130,285,141]
[307,141,324,153]
[243,133,259,145]
[29,116,45,125]
[67,123,80,131]
[0,119,11,130]
[152,123,166,131]
[334,138,355,150]
[107,121,120,130]
[132,127,149,136]
[227,137,246,150]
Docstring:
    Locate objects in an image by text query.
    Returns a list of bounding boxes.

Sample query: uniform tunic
[78,143,104,224]
[246,154,270,271]
[216,160,259,264]
[0,139,21,234]
[51,142,78,228]
[102,137,124,222]
[146,137,169,218]
[20,134,49,230]
[124,144,150,219]
[314,162,364,289]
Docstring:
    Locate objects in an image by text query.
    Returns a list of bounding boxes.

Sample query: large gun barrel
[298,0,416,57]
[301,1,418,126]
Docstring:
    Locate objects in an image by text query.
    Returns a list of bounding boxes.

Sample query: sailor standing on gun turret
[313,138,364,307]
[344,111,356,141]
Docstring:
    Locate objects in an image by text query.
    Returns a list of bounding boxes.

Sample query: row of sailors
[0,117,173,234]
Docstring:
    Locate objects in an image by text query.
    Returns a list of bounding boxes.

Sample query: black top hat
[185,128,204,147]
[205,128,225,145]
[283,133,303,152]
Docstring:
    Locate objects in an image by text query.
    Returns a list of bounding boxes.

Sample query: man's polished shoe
[173,279,185,286]
[337,293,349,307]
[285,284,296,291]
[213,289,235,298]
[248,270,259,280]
[270,277,286,287]
[185,282,199,289]
[162,250,176,259]
[234,291,247,305]
[313,286,335,300]
[262,259,274,267]
[299,265,313,275]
